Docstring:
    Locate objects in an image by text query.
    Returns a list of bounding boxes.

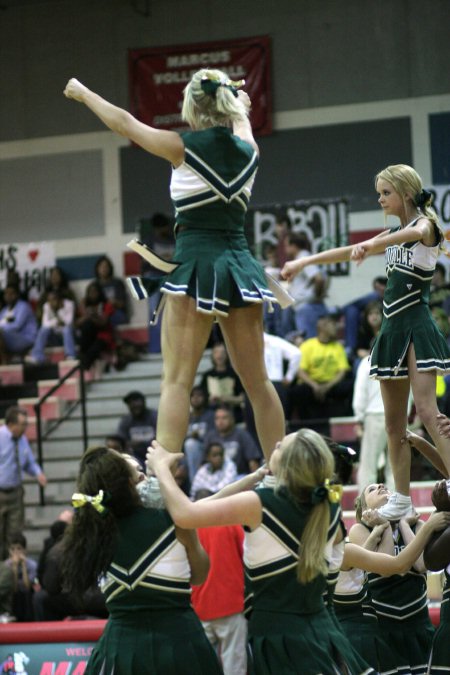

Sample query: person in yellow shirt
[288,314,353,429]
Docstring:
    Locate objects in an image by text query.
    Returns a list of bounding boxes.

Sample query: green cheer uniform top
[85,506,222,675]
[367,521,435,675]
[127,127,290,323]
[244,487,374,675]
[370,217,450,379]
[428,568,450,674]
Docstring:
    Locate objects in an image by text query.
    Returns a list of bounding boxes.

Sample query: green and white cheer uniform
[128,127,288,323]
[370,217,450,379]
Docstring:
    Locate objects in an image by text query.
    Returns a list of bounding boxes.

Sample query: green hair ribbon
[200,75,245,99]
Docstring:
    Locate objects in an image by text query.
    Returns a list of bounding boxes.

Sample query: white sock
[395,493,412,502]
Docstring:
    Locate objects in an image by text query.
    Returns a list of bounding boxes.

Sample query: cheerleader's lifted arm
[351,218,434,265]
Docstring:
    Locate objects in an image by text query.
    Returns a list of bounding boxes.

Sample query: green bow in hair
[200,76,245,98]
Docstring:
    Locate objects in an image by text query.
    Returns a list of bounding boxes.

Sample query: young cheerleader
[349,482,436,674]
[61,446,222,674]
[148,428,376,675]
[281,164,450,519]
[63,70,286,465]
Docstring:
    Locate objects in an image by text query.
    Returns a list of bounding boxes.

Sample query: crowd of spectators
[0,256,139,372]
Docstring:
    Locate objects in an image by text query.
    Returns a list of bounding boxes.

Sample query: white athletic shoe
[378,492,412,520]
[137,476,165,509]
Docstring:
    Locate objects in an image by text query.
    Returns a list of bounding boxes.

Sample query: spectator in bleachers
[288,314,353,425]
[429,261,450,309]
[190,442,237,499]
[3,532,37,621]
[27,289,76,363]
[244,330,301,442]
[174,458,191,497]
[274,214,291,269]
[105,434,127,453]
[352,356,394,493]
[355,300,383,362]
[281,232,329,339]
[75,280,115,369]
[190,492,247,675]
[431,306,450,348]
[94,255,129,326]
[0,284,37,364]
[183,386,216,483]
[36,511,73,590]
[0,406,47,559]
[139,212,176,276]
[138,212,176,352]
[33,514,78,621]
[200,343,245,423]
[36,265,78,323]
[0,270,25,309]
[341,276,387,357]
[37,534,108,621]
[117,390,158,467]
[203,405,262,477]
[0,559,14,618]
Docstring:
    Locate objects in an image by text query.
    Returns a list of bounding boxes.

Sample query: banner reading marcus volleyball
[128,35,272,136]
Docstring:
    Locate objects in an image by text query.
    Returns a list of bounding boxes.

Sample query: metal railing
[34,362,88,506]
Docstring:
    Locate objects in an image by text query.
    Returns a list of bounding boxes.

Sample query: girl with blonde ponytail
[282,163,450,521]
[147,430,374,674]
[63,68,286,474]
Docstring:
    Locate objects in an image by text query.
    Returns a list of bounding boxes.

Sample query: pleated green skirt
[127,227,281,323]
[85,608,223,675]
[376,614,435,675]
[247,608,375,675]
[370,304,450,379]
[336,611,401,674]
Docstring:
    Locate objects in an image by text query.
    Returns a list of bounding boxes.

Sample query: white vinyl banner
[0,241,56,299]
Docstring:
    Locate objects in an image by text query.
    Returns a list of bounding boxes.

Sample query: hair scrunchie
[415,188,433,209]
[200,75,245,99]
[72,489,109,515]
[311,479,343,505]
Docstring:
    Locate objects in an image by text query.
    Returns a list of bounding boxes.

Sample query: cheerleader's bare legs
[156,295,285,463]
[218,303,286,463]
[157,295,214,453]
[380,377,411,500]
[379,344,450,519]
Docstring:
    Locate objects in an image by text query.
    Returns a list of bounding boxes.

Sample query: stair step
[117,323,149,345]
[38,377,79,401]
[45,417,125,439]
[18,395,64,422]
[0,364,24,385]
[24,362,60,382]
[0,382,38,401]
[24,478,76,505]
[25,503,74,528]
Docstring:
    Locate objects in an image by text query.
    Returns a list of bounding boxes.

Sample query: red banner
[128,35,272,136]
